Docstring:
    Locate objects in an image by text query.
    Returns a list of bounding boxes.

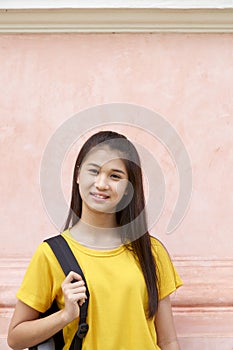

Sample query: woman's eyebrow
[87,162,100,168]
[111,168,126,175]
[87,163,126,175]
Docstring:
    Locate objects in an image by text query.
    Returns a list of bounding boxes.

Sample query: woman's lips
[90,192,110,201]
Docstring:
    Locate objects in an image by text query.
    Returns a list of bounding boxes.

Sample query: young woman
[8,131,182,350]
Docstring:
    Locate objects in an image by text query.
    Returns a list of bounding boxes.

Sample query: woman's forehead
[83,146,126,168]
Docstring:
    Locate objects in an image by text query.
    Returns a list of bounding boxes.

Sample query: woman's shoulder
[150,235,168,253]
[29,236,63,265]
[149,235,173,264]
[149,235,183,298]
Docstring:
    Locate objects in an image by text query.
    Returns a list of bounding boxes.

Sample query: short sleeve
[16,242,62,313]
[151,237,183,300]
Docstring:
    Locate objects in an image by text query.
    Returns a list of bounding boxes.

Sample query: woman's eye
[111,174,122,180]
[88,169,98,175]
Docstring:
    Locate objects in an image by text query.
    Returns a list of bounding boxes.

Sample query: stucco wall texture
[0,34,233,349]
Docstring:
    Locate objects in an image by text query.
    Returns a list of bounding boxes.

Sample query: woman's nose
[95,174,109,190]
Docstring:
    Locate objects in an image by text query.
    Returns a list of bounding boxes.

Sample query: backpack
[29,235,89,350]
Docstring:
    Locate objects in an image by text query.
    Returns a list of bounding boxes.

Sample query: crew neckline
[62,229,126,257]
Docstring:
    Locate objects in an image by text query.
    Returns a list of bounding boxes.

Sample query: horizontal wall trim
[174,256,233,267]
[0,0,233,9]
[173,307,233,338]
[0,8,233,33]
[0,257,233,308]
[1,307,233,340]
[1,1,233,10]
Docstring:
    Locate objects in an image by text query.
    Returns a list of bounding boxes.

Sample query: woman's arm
[154,295,180,350]
[8,271,87,350]
[7,300,69,350]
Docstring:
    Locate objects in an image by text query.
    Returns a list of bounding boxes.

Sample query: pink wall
[1,33,233,349]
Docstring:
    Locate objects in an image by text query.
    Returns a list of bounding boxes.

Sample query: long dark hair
[63,131,158,318]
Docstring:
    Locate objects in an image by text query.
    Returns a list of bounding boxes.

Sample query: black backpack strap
[44,234,89,350]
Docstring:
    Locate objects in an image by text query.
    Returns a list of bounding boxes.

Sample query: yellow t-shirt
[16,230,182,350]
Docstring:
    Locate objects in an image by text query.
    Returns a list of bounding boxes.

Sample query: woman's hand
[7,271,87,350]
[61,271,87,323]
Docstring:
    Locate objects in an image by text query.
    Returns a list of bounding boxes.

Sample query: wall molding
[172,256,233,308]
[0,7,233,33]
[1,0,233,9]
[1,257,233,347]
[0,257,232,308]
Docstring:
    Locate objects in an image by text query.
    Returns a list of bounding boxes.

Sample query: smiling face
[77,146,129,220]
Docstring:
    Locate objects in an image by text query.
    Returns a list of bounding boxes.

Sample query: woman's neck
[69,219,122,249]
